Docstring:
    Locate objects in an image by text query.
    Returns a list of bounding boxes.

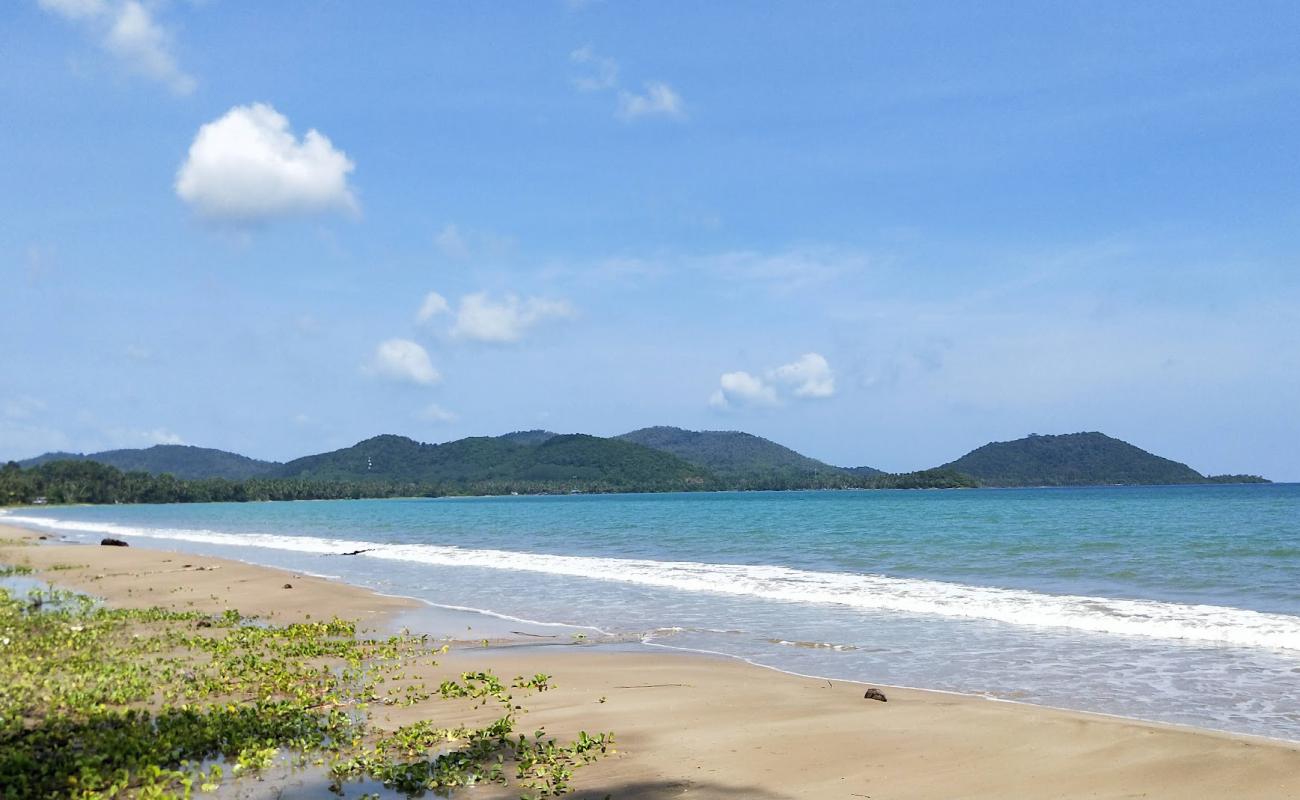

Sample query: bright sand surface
[3,523,1299,799]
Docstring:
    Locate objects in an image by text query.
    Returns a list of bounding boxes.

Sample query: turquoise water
[6,484,1300,739]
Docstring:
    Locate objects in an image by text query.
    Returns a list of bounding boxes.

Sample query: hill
[941,432,1211,487]
[277,432,713,492]
[617,426,875,488]
[19,444,281,481]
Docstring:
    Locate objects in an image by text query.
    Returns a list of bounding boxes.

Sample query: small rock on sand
[863,688,888,702]
[282,583,293,589]
[100,537,129,547]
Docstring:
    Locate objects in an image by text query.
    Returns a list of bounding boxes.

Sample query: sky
[2,1,1298,479]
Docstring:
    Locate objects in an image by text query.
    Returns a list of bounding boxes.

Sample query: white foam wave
[7,513,1300,652]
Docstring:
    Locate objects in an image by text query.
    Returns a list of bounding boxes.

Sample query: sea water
[5,484,1299,740]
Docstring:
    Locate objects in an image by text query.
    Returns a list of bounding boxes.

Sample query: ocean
[5,484,1299,740]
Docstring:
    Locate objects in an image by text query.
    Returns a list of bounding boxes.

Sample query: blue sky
[2,1,1298,479]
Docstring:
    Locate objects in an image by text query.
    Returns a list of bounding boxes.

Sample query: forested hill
[940,432,1263,487]
[617,426,877,487]
[12,429,1268,499]
[18,445,281,481]
[276,433,713,492]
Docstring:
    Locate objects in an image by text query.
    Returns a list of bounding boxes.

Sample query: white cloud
[768,352,835,398]
[416,291,451,323]
[40,0,194,95]
[434,224,470,259]
[709,353,835,409]
[570,45,618,91]
[367,339,440,386]
[618,82,684,120]
[709,371,779,409]
[175,103,358,223]
[417,403,458,423]
[569,46,683,121]
[446,293,574,344]
[143,427,185,445]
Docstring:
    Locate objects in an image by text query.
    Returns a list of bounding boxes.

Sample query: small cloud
[416,291,451,323]
[570,45,618,91]
[40,0,194,95]
[709,353,835,409]
[450,293,574,344]
[434,223,470,259]
[768,352,835,398]
[417,403,458,423]
[367,339,440,386]
[709,371,778,409]
[617,82,684,120]
[144,427,185,445]
[175,103,358,224]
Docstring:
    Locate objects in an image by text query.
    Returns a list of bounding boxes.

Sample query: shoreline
[3,523,1300,798]
[5,516,1300,743]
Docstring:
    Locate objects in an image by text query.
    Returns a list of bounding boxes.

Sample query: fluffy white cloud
[417,403,458,423]
[768,352,835,398]
[40,0,194,94]
[175,103,358,223]
[416,291,451,323]
[618,82,684,120]
[368,339,440,386]
[709,371,778,409]
[570,45,618,91]
[424,292,573,344]
[710,353,835,409]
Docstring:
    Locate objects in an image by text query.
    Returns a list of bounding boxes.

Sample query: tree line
[0,459,982,508]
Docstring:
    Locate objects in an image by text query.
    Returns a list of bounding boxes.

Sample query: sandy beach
[3,522,1298,800]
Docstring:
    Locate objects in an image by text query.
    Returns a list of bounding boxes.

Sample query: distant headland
[3,428,1268,505]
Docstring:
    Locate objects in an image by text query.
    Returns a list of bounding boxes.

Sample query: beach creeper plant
[0,578,611,799]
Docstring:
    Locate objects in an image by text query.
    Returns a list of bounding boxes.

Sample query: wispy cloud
[569,45,619,91]
[569,45,684,121]
[40,0,195,95]
[617,81,684,120]
[418,291,574,344]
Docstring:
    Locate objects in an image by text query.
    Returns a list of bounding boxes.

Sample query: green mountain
[941,432,1216,487]
[277,432,712,492]
[18,445,281,481]
[617,426,874,488]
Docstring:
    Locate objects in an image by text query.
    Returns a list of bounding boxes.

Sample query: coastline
[3,523,1299,798]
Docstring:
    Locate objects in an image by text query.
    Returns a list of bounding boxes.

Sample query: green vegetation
[1204,474,1271,484]
[941,432,1269,487]
[279,433,714,492]
[0,577,610,798]
[20,445,280,481]
[7,428,1269,505]
[617,426,879,489]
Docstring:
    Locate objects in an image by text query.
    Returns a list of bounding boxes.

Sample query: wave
[6,512,1300,652]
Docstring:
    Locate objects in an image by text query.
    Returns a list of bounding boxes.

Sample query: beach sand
[3,522,1298,799]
